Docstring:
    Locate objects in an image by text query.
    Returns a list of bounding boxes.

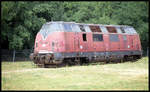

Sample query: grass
[1,57,149,90]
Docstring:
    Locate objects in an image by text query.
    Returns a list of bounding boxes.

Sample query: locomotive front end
[30,22,65,67]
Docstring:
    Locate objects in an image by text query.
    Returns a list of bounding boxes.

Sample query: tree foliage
[1,1,149,54]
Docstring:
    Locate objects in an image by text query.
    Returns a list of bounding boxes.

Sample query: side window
[51,23,61,32]
[106,26,117,33]
[109,34,119,42]
[79,25,86,32]
[63,23,72,31]
[100,26,108,33]
[93,34,103,41]
[120,27,126,33]
[89,26,102,32]
[129,27,137,34]
[84,25,91,32]
[124,27,129,33]
[82,34,87,41]
[71,24,81,32]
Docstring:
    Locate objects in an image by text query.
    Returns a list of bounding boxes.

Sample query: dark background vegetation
[1,1,149,55]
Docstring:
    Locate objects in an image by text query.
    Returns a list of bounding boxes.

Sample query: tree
[1,1,46,50]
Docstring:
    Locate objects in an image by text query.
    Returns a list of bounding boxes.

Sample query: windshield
[40,24,52,39]
[39,23,63,39]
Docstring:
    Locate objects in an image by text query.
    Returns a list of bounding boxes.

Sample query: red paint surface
[34,31,141,53]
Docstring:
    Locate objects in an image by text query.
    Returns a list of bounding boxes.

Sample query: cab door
[80,33,88,52]
[103,34,110,52]
[128,35,134,50]
[122,35,128,50]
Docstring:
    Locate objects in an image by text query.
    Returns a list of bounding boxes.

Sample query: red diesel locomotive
[30,21,142,67]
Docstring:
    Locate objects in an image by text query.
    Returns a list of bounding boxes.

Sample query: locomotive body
[30,21,142,67]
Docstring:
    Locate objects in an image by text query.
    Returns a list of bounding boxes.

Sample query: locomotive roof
[39,21,137,39]
[46,21,132,28]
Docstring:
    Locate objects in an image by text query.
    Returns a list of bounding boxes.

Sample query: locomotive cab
[30,22,83,66]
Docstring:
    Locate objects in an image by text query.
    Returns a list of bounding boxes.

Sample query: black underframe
[51,50,142,60]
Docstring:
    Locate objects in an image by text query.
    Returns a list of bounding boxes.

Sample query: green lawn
[1,57,149,90]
